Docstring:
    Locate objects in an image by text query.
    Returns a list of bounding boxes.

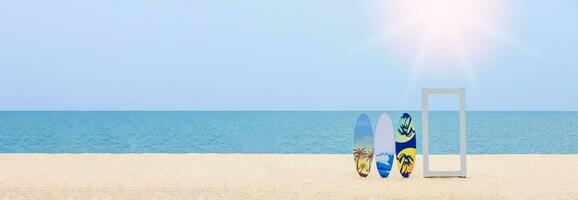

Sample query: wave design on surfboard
[376,152,394,177]
[395,113,417,178]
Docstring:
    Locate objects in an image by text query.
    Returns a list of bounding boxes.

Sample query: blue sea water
[0,111,576,154]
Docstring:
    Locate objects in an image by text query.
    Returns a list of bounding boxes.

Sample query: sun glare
[371,0,512,71]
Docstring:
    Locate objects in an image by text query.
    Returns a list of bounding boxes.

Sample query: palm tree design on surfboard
[395,113,417,178]
[353,114,374,177]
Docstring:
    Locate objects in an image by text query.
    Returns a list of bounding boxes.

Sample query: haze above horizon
[1,0,577,111]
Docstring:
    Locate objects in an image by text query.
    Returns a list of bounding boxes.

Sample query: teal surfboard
[353,114,374,177]
[374,113,395,178]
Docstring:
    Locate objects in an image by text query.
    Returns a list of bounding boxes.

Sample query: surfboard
[374,113,395,178]
[353,113,374,177]
[395,113,417,178]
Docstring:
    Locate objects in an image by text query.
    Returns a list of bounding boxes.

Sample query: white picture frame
[422,88,467,178]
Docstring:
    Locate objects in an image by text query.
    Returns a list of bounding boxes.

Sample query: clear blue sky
[1,0,577,111]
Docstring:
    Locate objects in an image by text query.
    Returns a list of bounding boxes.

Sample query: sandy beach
[0,154,576,199]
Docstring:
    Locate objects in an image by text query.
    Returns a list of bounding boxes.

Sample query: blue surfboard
[353,114,374,177]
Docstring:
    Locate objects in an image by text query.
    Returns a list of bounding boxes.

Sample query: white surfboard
[374,113,395,178]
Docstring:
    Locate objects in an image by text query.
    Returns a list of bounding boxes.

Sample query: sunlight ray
[399,22,436,109]
[447,20,485,106]
[344,19,421,59]
[465,19,536,56]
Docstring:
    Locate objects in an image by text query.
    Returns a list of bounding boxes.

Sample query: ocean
[0,111,576,154]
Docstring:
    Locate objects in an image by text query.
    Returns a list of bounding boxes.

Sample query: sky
[0,0,577,111]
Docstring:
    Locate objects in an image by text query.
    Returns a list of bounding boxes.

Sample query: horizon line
[1,110,577,112]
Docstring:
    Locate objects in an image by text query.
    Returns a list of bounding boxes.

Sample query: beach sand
[0,154,576,199]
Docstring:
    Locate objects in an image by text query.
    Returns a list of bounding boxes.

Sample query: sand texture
[0,154,576,199]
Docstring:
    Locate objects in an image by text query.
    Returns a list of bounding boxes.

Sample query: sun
[369,0,513,71]
[355,0,522,108]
